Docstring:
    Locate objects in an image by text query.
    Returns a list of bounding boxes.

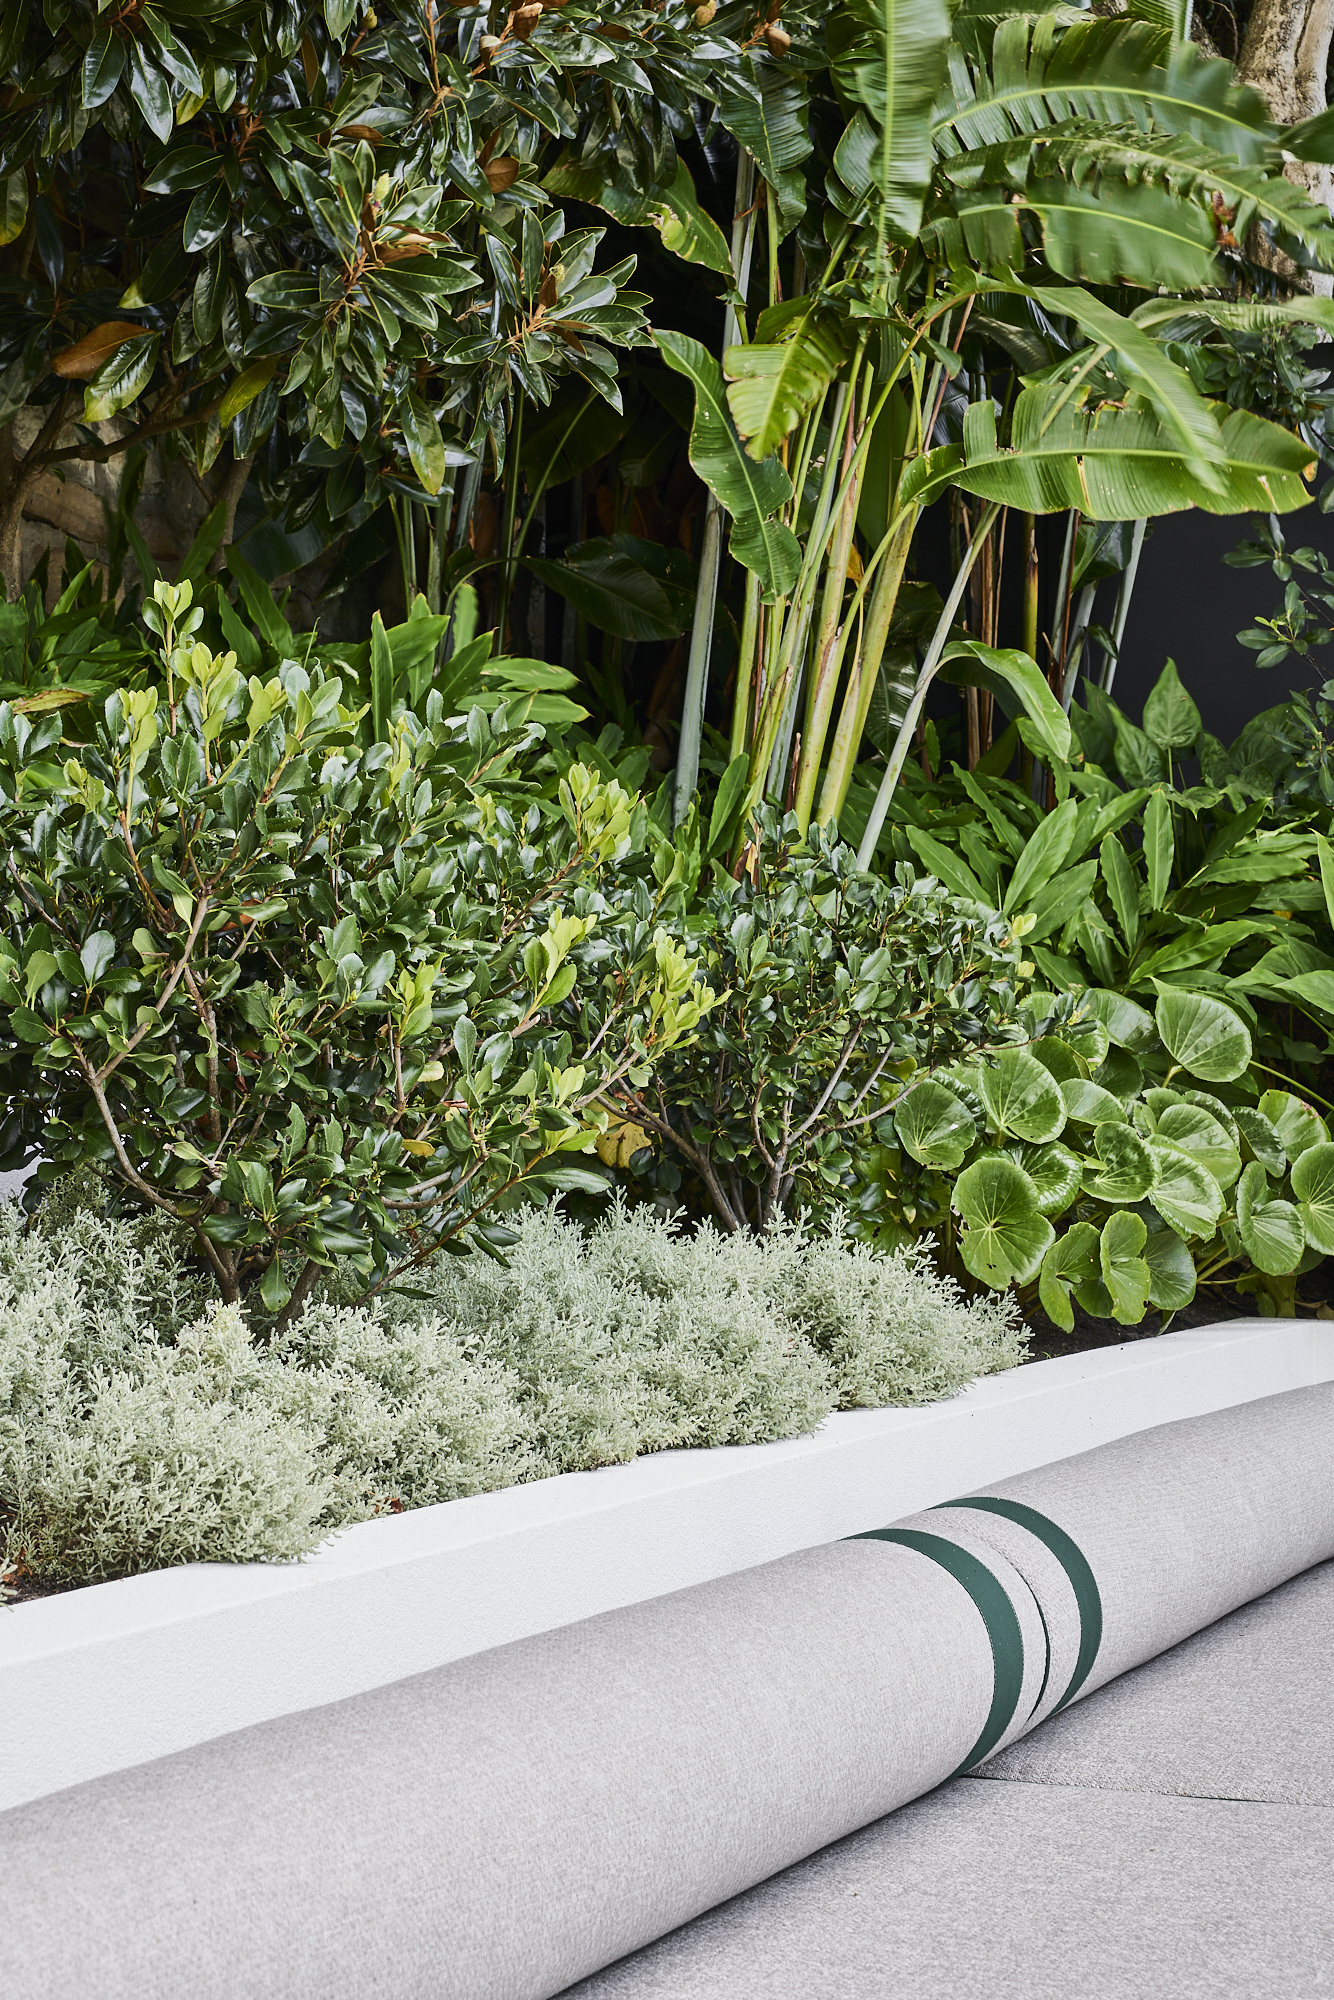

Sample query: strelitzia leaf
[939,641,1071,765]
[725,314,849,463]
[829,0,955,242]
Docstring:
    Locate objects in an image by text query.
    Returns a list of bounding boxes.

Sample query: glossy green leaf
[1100,833,1140,954]
[954,1153,1055,1288]
[1004,1139,1082,1216]
[0,170,28,247]
[651,161,734,275]
[219,356,280,429]
[830,0,955,241]
[1155,988,1251,1083]
[1257,1089,1329,1161]
[1235,1160,1305,1275]
[1038,1220,1100,1333]
[401,392,446,496]
[1290,1142,1334,1256]
[940,641,1071,766]
[1079,987,1158,1054]
[1060,1077,1129,1127]
[974,1048,1066,1143]
[1029,1037,1086,1085]
[1144,790,1173,911]
[657,331,800,601]
[526,538,690,644]
[1154,1102,1240,1188]
[896,1077,978,1169]
[1142,658,1202,750]
[84,334,159,424]
[1005,798,1078,913]
[725,315,848,463]
[1085,1121,1156,1203]
[1147,1140,1225,1240]
[1142,1222,1197,1313]
[1100,1209,1151,1325]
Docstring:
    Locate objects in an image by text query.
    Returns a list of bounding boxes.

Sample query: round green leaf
[1147,1140,1225,1240]
[1153,1102,1241,1191]
[1081,987,1158,1054]
[1029,1036,1088,1084]
[1257,1089,1329,1162]
[1004,1139,1082,1216]
[1092,1046,1143,1100]
[1235,1160,1305,1275]
[1177,1088,1240,1147]
[1038,1220,1100,1333]
[954,1154,1055,1288]
[1085,1121,1156,1203]
[1142,1225,1197,1313]
[974,1048,1066,1143]
[1061,1013,1111,1071]
[1235,1104,1286,1176]
[1291,1141,1334,1256]
[1060,1077,1129,1127]
[1154,988,1251,1083]
[1100,1210,1151,1326]
[896,1078,977,1170]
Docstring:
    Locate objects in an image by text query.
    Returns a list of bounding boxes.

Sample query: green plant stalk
[730,567,762,761]
[1060,581,1098,709]
[855,502,1002,869]
[1101,518,1147,694]
[1021,513,1039,661]
[819,509,917,826]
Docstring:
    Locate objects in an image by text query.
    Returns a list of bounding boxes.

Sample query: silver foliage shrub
[1,1194,1026,1588]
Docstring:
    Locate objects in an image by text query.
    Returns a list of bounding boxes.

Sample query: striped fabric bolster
[937,1498,1104,1712]
[854,1529,1026,1774]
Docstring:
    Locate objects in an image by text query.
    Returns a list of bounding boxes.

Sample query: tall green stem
[730,568,761,761]
[855,503,1001,870]
[1101,518,1146,694]
[818,509,916,826]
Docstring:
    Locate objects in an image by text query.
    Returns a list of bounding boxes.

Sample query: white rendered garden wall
[3,1316,1332,1814]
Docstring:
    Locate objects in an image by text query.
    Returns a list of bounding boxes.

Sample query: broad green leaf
[1061,1011,1111,1071]
[1093,1047,1144,1100]
[1144,790,1173,911]
[1038,1220,1100,1333]
[652,161,734,275]
[1147,1140,1225,1239]
[1004,1139,1082,1216]
[657,331,800,600]
[1154,1102,1240,1190]
[1257,1089,1330,1161]
[219,356,280,428]
[1142,659,1201,750]
[1029,1037,1086,1084]
[1143,1223,1197,1312]
[707,754,751,858]
[939,641,1071,765]
[401,392,446,496]
[1100,1210,1151,1325]
[1027,172,1219,291]
[84,334,159,424]
[1316,834,1334,936]
[1113,715,1168,787]
[897,1077,977,1169]
[1060,1077,1129,1127]
[1085,1121,1156,1202]
[1291,1142,1334,1256]
[907,826,988,904]
[717,61,812,237]
[1235,1161,1304,1275]
[1100,834,1140,954]
[526,538,690,644]
[1284,970,1334,1019]
[902,388,1315,521]
[369,612,392,744]
[954,1153,1055,1287]
[974,1048,1066,1143]
[0,171,27,247]
[1177,1088,1240,1147]
[829,0,955,241]
[725,315,848,463]
[1080,987,1158,1054]
[1005,798,1078,913]
[1155,988,1250,1083]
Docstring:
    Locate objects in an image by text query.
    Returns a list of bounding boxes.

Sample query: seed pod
[512,1,543,37]
[479,31,502,55]
[763,20,791,51]
[693,0,717,22]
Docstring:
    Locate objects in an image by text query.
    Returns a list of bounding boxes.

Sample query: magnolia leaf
[1290,1141,1334,1256]
[54,321,153,382]
[1085,1121,1156,1203]
[1004,1139,1082,1216]
[1235,1160,1305,1275]
[219,356,281,428]
[1100,1210,1152,1325]
[401,391,446,495]
[974,1048,1066,1143]
[1257,1089,1330,1161]
[0,171,28,248]
[1147,1139,1225,1240]
[896,1077,977,1169]
[657,330,800,600]
[1155,988,1251,1083]
[1143,1223,1197,1313]
[1038,1220,1100,1332]
[83,333,160,423]
[954,1153,1054,1288]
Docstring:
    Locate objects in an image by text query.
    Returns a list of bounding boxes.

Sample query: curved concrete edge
[3,1317,1331,1813]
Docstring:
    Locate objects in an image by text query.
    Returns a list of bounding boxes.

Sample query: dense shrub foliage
[0,1196,1025,1587]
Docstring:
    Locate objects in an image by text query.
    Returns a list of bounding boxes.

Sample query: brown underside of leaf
[52,322,151,382]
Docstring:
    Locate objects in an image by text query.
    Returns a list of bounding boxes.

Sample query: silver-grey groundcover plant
[0,1192,1024,1589]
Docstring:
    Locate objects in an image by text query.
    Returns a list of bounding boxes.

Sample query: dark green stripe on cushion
[853,1528,1025,1774]
[937,1497,1103,1712]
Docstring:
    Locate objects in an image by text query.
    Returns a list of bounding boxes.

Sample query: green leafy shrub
[0,620,714,1324]
[0,1196,1026,1587]
[892,985,1334,1325]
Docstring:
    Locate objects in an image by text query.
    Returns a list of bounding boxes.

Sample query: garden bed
[3,1314,1330,1816]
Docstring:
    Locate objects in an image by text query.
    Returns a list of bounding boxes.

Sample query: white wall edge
[4,1316,1332,1814]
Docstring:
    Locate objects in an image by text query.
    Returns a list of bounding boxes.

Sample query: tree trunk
[1238,0,1334,291]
